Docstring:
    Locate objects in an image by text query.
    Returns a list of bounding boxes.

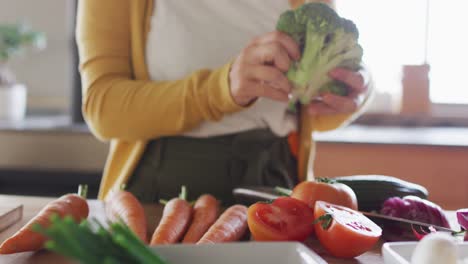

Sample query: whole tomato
[314,201,382,258]
[247,197,315,242]
[291,179,358,210]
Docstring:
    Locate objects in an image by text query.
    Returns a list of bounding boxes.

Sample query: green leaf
[0,22,46,62]
[313,214,333,230]
[31,215,168,264]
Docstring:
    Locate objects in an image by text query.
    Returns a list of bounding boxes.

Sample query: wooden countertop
[0,195,458,264]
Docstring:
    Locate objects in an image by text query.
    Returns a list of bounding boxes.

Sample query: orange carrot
[105,188,148,243]
[182,194,220,243]
[150,187,192,245]
[0,185,89,254]
[287,131,299,158]
[197,205,248,244]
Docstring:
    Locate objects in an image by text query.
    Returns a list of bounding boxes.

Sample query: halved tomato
[314,201,382,258]
[247,197,315,241]
[291,179,358,211]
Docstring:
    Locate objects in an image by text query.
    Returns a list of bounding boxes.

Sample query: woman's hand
[307,68,370,116]
[229,31,301,106]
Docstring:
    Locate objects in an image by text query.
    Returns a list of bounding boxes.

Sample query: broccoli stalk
[276,3,363,107]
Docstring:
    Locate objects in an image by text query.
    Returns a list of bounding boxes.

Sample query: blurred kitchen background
[0,0,466,209]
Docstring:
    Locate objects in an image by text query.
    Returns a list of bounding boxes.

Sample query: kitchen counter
[3,115,468,148]
[314,125,468,147]
[0,195,459,264]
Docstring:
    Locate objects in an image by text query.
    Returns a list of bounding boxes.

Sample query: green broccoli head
[276,10,304,44]
[276,3,363,106]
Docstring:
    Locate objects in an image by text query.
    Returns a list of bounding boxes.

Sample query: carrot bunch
[150,186,249,245]
[0,185,90,254]
[0,184,250,256]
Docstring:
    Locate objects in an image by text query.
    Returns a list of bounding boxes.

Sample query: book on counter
[0,204,23,232]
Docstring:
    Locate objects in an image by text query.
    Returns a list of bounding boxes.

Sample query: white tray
[382,241,468,264]
[152,242,327,264]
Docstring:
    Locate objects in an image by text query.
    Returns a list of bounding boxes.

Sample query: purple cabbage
[457,209,468,230]
[457,209,468,241]
[380,196,450,228]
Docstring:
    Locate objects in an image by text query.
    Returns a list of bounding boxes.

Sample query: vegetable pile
[332,175,467,242]
[276,2,363,106]
[0,185,251,264]
[245,176,467,258]
[148,187,248,245]
[248,179,383,259]
[0,177,463,261]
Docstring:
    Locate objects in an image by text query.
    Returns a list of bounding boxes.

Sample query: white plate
[152,242,327,264]
[382,241,468,264]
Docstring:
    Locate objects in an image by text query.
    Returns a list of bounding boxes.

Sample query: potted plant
[0,23,45,121]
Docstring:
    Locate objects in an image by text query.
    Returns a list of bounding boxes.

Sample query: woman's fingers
[255,31,301,61]
[252,80,289,102]
[229,30,300,106]
[307,93,360,116]
[307,101,338,116]
[321,93,359,113]
[246,42,291,72]
[229,65,290,105]
[247,65,292,93]
[328,68,367,98]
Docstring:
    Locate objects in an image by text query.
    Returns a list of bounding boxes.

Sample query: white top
[146,0,297,137]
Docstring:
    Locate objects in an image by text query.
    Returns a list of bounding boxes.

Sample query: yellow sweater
[76,0,361,200]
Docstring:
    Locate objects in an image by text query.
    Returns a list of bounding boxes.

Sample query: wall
[0,131,107,172]
[1,0,74,112]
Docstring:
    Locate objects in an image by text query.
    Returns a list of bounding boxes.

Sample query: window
[336,0,468,115]
[426,1,468,105]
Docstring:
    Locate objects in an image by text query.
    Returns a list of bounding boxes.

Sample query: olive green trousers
[126,129,297,205]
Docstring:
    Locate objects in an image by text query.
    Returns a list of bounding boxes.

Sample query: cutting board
[0,204,23,232]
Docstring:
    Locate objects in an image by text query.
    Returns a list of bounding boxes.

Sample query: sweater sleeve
[76,0,244,141]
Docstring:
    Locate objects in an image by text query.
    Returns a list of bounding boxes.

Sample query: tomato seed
[346,221,372,232]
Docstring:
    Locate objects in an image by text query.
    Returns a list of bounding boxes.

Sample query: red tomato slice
[247,197,315,242]
[314,201,382,258]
